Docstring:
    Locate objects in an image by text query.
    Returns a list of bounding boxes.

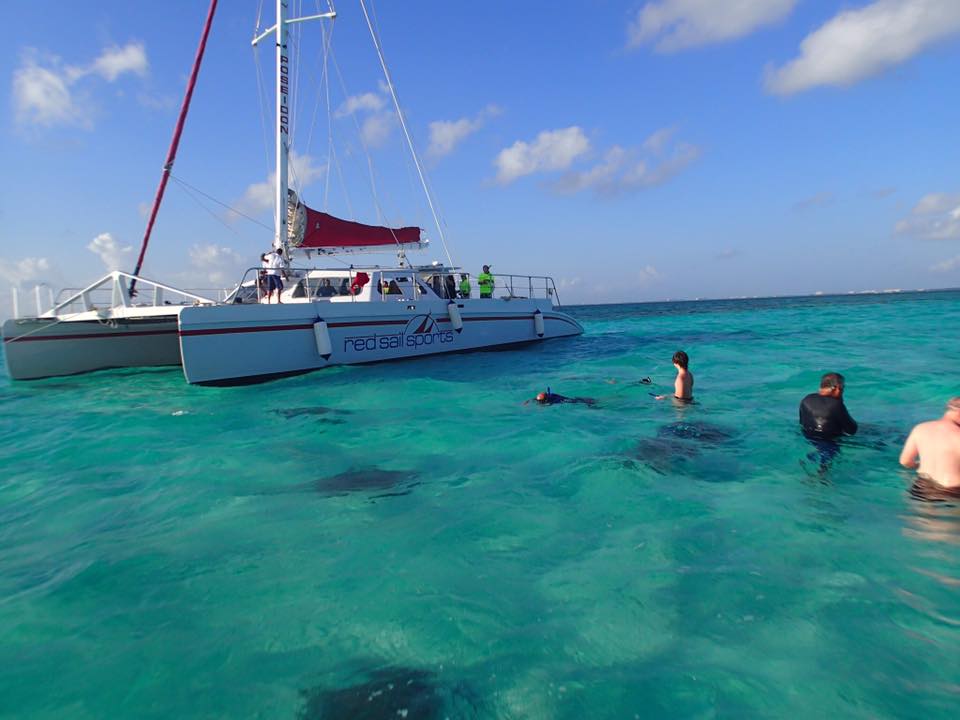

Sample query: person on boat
[258,253,270,298]
[899,398,960,493]
[655,351,694,402]
[459,274,471,299]
[264,248,285,304]
[478,265,494,299]
[444,274,457,300]
[315,278,336,297]
[527,388,597,406]
[349,271,370,295]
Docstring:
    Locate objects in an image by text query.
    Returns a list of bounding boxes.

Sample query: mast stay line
[130,0,219,296]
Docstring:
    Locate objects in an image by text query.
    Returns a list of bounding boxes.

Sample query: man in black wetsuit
[799,372,857,469]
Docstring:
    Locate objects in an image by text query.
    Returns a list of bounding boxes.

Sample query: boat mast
[130,0,218,295]
[274,0,289,253]
[253,1,336,254]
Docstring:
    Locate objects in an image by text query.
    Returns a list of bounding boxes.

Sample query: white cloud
[13,53,86,128]
[494,127,591,185]
[0,256,57,319]
[766,0,960,95]
[238,152,326,216]
[793,191,835,212]
[628,0,797,52]
[12,42,149,129]
[554,127,701,196]
[895,192,960,240]
[360,111,395,148]
[0,256,52,286]
[137,91,177,111]
[930,255,960,273]
[639,266,661,283]
[87,232,132,271]
[335,92,385,118]
[188,244,246,286]
[90,43,148,81]
[642,126,676,154]
[427,104,501,158]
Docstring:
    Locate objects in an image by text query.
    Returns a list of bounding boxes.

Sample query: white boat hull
[2,315,182,380]
[178,298,582,384]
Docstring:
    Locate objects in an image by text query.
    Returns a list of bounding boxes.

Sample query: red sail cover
[300,206,421,249]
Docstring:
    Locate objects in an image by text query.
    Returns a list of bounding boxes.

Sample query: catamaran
[2,0,582,384]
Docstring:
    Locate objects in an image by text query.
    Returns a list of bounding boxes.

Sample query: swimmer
[527,388,597,406]
[655,351,693,401]
[799,372,857,440]
[899,397,960,491]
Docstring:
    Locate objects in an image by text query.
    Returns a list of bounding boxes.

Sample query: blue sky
[2,0,960,313]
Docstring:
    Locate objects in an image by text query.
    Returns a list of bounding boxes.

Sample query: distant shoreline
[567,286,960,309]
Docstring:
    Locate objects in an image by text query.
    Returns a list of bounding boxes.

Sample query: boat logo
[406,314,437,335]
[343,313,455,353]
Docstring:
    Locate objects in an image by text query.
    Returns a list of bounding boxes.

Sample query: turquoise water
[2,291,959,719]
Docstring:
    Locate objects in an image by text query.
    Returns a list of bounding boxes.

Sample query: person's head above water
[946,397,960,419]
[672,350,689,370]
[819,372,845,397]
[536,391,548,404]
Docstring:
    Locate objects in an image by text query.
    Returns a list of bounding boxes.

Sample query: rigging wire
[321,21,334,211]
[327,47,390,229]
[170,174,274,232]
[251,37,274,203]
[327,44,409,252]
[359,0,455,268]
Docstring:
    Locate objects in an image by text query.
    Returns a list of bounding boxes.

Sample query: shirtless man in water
[656,350,693,402]
[899,397,960,490]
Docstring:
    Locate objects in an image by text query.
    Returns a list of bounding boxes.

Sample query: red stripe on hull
[4,328,179,343]
[178,314,557,337]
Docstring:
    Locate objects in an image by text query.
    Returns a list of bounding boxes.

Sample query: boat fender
[313,319,332,360]
[447,301,463,333]
[533,309,545,338]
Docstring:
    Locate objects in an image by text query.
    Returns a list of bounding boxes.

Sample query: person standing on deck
[264,247,286,304]
[459,273,471,299]
[899,398,960,492]
[478,265,494,298]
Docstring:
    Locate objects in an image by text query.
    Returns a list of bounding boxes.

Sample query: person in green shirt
[459,273,471,298]
[477,265,494,298]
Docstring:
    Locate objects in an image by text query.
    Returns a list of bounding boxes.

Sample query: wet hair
[672,350,689,369]
[947,397,960,412]
[820,372,845,390]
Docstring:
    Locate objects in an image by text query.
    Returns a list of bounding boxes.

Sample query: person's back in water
[799,372,857,440]
[900,397,960,490]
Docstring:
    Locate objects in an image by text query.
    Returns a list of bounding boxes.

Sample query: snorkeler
[528,388,597,406]
[655,350,693,401]
[899,397,960,493]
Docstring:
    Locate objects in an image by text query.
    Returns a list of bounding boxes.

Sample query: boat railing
[230,267,380,304]
[489,274,562,306]
[39,271,218,318]
[225,268,563,306]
